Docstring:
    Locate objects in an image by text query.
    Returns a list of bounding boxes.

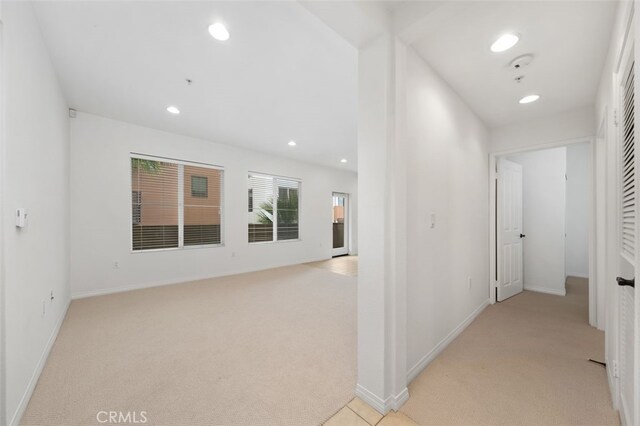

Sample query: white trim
[130,152,224,170]
[620,393,632,426]
[488,137,596,311]
[9,298,71,426]
[332,192,349,257]
[354,384,409,415]
[566,273,590,279]
[491,136,594,158]
[71,259,333,300]
[0,17,6,426]
[524,286,567,296]
[608,364,620,413]
[407,299,489,383]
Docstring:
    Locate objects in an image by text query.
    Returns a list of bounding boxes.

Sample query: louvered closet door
[619,57,636,426]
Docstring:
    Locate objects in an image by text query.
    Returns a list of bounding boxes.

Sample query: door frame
[332,192,349,257]
[488,137,598,323]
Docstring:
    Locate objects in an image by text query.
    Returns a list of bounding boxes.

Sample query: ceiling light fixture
[208,23,230,41]
[166,106,180,114]
[288,140,297,147]
[490,33,519,53]
[519,94,540,104]
[340,158,348,163]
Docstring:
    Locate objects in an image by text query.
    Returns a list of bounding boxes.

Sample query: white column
[356,34,408,414]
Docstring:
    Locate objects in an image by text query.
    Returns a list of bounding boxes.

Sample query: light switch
[16,208,27,228]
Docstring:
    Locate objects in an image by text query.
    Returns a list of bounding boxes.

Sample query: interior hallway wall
[1,2,71,425]
[508,147,567,296]
[565,143,590,278]
[490,106,595,153]
[405,46,490,381]
[70,112,357,298]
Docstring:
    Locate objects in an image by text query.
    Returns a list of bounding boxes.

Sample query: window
[191,176,208,198]
[131,156,223,251]
[248,173,300,243]
[132,191,142,225]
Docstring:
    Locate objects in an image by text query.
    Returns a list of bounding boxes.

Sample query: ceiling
[409,1,617,128]
[33,0,618,169]
[33,1,358,171]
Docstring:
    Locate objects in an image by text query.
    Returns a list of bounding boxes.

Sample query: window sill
[248,239,302,245]
[131,243,225,254]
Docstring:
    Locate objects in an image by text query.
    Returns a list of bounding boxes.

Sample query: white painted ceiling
[409,1,617,128]
[33,1,358,171]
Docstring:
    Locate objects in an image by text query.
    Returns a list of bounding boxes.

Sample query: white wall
[565,143,590,278]
[70,112,357,298]
[491,106,595,154]
[509,148,567,296]
[2,2,71,425]
[405,47,490,380]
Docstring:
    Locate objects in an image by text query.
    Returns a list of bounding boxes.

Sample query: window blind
[622,61,635,260]
[131,156,223,251]
[248,173,300,243]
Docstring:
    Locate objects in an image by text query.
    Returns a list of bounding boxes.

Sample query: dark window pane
[191,175,208,198]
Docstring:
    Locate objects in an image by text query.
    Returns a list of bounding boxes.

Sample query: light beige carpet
[401,277,620,426]
[306,256,358,278]
[22,264,356,426]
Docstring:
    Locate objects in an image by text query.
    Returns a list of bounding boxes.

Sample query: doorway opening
[332,192,349,257]
[489,140,598,325]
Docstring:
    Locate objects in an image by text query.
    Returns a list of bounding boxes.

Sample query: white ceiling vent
[509,54,534,70]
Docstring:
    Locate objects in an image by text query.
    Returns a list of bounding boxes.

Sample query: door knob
[616,277,635,288]
[520,234,526,238]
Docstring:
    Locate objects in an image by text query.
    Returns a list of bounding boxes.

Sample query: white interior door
[497,158,524,302]
[332,193,349,257]
[617,45,636,426]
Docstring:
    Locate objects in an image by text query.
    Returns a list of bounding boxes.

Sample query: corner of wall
[9,299,70,426]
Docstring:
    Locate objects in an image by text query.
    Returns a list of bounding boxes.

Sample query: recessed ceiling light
[490,33,519,53]
[208,23,229,41]
[288,140,297,147]
[166,106,180,114]
[340,158,348,163]
[519,94,540,104]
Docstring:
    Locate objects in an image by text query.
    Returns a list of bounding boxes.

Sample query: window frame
[130,153,225,253]
[247,171,301,244]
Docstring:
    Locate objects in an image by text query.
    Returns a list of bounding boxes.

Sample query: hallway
[401,278,618,425]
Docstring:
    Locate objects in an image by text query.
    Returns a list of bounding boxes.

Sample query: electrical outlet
[113,261,119,269]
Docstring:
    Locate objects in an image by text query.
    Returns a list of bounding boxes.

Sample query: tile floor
[306,255,358,277]
[324,398,418,426]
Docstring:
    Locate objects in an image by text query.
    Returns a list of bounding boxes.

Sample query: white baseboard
[72,273,221,299]
[9,298,71,426]
[355,384,409,414]
[525,285,566,296]
[72,260,335,299]
[566,273,589,279]
[620,394,631,426]
[407,299,489,383]
[606,362,619,411]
